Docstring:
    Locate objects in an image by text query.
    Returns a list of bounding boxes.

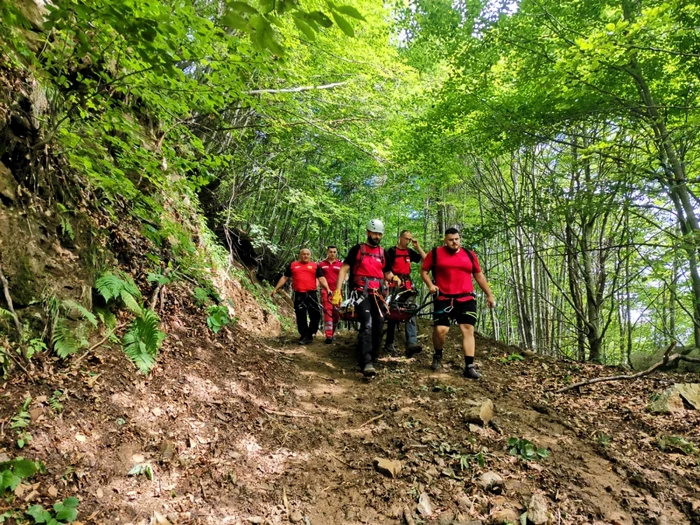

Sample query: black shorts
[433,299,477,326]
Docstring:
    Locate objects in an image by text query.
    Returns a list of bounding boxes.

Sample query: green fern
[95,306,117,329]
[52,320,90,358]
[119,289,142,315]
[51,320,80,358]
[96,272,142,313]
[122,309,165,374]
[62,300,98,328]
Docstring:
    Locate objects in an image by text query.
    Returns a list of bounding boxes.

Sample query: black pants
[294,292,321,338]
[356,293,385,366]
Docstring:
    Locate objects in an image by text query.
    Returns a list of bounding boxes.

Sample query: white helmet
[366,219,384,234]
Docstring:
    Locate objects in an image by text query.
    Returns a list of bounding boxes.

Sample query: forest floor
[1,313,700,525]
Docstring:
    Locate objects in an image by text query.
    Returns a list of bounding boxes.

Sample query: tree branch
[0,263,23,341]
[244,81,348,95]
[554,342,700,393]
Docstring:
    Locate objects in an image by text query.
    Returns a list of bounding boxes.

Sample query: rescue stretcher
[334,287,434,322]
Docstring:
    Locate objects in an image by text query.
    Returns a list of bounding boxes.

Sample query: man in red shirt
[272,248,330,345]
[383,230,426,357]
[319,246,344,344]
[332,219,389,377]
[420,228,495,378]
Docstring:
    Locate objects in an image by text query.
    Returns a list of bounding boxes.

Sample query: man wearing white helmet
[332,219,391,377]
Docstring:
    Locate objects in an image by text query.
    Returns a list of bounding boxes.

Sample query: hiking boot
[362,363,377,377]
[301,336,313,345]
[463,364,481,379]
[431,355,443,371]
[325,337,334,344]
[406,344,422,358]
[384,343,396,354]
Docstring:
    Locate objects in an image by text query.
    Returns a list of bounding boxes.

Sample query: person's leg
[294,294,309,342]
[457,300,480,378]
[431,325,449,369]
[384,319,396,350]
[307,292,321,339]
[370,296,385,363]
[459,323,475,357]
[405,316,418,345]
[321,290,334,339]
[431,300,450,370]
[331,302,340,336]
[356,296,374,373]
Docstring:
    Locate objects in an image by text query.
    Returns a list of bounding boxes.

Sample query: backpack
[349,243,385,288]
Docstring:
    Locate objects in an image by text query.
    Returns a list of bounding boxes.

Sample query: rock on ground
[373,457,402,478]
[417,492,433,516]
[477,471,504,493]
[528,493,549,524]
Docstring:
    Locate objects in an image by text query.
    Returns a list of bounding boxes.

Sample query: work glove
[331,290,342,306]
[392,275,402,287]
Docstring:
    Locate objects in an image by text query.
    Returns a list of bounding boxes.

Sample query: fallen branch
[356,413,384,429]
[1,345,33,381]
[330,454,369,471]
[72,324,123,364]
[149,266,173,311]
[261,407,314,419]
[555,342,700,393]
[0,263,23,341]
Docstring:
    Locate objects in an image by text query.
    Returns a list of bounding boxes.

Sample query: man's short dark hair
[399,230,411,237]
[445,227,460,236]
[327,245,337,250]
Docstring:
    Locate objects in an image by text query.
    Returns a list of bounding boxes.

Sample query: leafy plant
[499,353,525,364]
[656,435,698,456]
[206,303,236,334]
[0,307,13,325]
[0,457,42,494]
[432,384,461,395]
[507,437,549,461]
[0,342,10,380]
[26,497,80,524]
[128,463,154,480]
[147,272,171,286]
[49,391,65,413]
[56,204,75,242]
[457,450,486,471]
[193,287,212,307]
[223,0,364,55]
[62,301,98,328]
[594,431,612,447]
[95,272,142,315]
[122,309,166,374]
[51,319,89,358]
[24,339,48,360]
[10,397,33,449]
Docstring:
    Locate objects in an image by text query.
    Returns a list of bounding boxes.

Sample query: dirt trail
[1,323,698,524]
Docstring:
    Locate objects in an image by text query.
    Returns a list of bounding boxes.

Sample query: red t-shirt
[421,247,481,301]
[284,261,323,293]
[386,246,421,276]
[319,259,343,290]
[343,243,386,290]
